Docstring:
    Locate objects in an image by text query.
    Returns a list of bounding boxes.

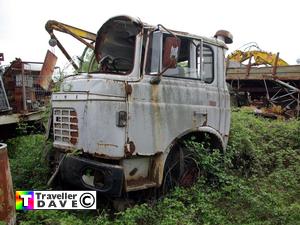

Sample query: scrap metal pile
[1,58,53,113]
[0,55,57,134]
[226,43,300,118]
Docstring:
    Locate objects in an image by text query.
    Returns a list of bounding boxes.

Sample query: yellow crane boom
[45,20,96,70]
[228,43,288,67]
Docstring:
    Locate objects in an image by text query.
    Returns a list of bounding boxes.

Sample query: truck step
[126,178,157,192]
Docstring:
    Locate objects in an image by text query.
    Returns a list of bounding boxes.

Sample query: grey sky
[1,0,299,68]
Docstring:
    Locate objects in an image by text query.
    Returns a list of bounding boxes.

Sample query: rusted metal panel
[2,59,52,114]
[149,152,165,186]
[126,178,156,192]
[227,64,300,117]
[214,30,233,44]
[124,141,135,156]
[0,143,16,225]
[162,37,180,68]
[39,50,57,90]
[125,83,132,95]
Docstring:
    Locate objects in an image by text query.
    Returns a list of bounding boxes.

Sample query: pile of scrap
[0,53,57,129]
[226,44,300,118]
[1,58,53,113]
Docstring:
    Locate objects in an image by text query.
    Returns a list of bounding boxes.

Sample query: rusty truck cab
[51,16,232,196]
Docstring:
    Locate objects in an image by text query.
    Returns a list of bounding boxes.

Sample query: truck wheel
[161,145,200,194]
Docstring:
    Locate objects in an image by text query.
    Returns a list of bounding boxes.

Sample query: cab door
[127,33,211,156]
[198,43,221,133]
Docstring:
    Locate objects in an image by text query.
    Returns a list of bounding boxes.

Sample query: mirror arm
[150,61,174,85]
[150,24,179,85]
[157,24,178,40]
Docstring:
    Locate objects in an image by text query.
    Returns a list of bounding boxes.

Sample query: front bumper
[60,155,124,197]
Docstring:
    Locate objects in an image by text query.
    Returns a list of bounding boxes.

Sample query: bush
[7,134,50,190]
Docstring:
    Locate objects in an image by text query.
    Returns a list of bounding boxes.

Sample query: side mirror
[162,37,180,68]
[150,36,181,85]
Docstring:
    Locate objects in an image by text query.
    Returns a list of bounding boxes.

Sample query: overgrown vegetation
[8,108,300,225]
[7,135,50,190]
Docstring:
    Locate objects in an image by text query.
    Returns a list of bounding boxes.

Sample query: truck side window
[163,37,197,79]
[197,44,214,83]
[146,33,197,79]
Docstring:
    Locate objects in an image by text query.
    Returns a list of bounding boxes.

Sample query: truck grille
[53,108,78,146]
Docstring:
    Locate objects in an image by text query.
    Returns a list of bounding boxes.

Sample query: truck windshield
[78,47,97,73]
[93,18,141,75]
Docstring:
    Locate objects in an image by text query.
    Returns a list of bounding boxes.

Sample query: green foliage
[10,109,300,224]
[18,210,91,225]
[228,108,300,178]
[7,134,50,190]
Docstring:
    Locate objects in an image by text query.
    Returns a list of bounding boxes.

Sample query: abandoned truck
[48,15,233,196]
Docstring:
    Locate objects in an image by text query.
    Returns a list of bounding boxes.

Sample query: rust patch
[70,131,78,137]
[93,152,122,160]
[163,37,181,68]
[127,176,148,186]
[39,50,57,90]
[70,117,78,123]
[126,176,158,192]
[124,141,135,156]
[70,124,78,130]
[214,30,233,44]
[125,83,132,95]
[209,100,217,107]
[0,144,16,224]
[151,84,164,153]
[151,84,159,103]
[150,152,164,185]
[70,111,77,116]
[94,152,108,158]
[70,138,77,145]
